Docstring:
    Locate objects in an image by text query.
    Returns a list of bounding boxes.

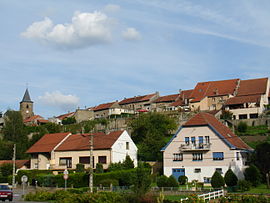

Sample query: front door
[172,168,185,180]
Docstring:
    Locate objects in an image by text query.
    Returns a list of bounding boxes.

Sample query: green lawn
[165,195,188,201]
[246,184,270,194]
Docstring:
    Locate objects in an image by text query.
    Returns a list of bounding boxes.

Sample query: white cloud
[122,27,141,41]
[38,91,79,111]
[104,4,121,13]
[22,11,115,49]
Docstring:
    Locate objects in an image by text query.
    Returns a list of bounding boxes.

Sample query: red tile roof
[0,160,30,169]
[153,94,179,103]
[183,112,251,150]
[171,89,194,107]
[225,94,261,105]
[24,115,43,123]
[55,131,124,151]
[56,112,75,120]
[93,102,117,111]
[237,78,268,96]
[190,79,239,103]
[26,132,71,153]
[119,93,157,105]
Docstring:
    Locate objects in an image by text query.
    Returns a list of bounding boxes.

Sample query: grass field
[246,184,270,194]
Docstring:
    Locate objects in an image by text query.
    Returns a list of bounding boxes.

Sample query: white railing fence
[180,189,224,202]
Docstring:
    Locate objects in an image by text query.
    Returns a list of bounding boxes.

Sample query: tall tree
[129,112,177,161]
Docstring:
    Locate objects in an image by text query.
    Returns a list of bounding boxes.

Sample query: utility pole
[89,132,94,193]
[12,144,16,188]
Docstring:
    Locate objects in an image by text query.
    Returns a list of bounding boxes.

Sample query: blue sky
[0,0,269,118]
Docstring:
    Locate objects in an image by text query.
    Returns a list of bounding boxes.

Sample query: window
[199,136,204,148]
[98,156,107,164]
[126,142,129,150]
[79,156,94,167]
[205,136,210,144]
[192,153,203,161]
[59,157,72,168]
[236,152,240,160]
[191,137,196,145]
[194,168,201,173]
[216,168,223,174]
[204,177,211,183]
[34,163,38,169]
[239,114,247,119]
[250,113,258,119]
[185,137,190,145]
[173,153,183,161]
[213,152,224,160]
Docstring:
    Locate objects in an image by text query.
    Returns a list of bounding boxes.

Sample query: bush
[237,122,248,133]
[98,179,119,187]
[76,163,85,173]
[17,170,52,185]
[178,175,188,185]
[224,169,238,187]
[123,155,134,169]
[211,171,225,189]
[95,163,104,173]
[237,180,251,192]
[157,175,178,187]
[244,164,261,186]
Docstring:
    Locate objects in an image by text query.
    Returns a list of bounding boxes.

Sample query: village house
[151,93,180,112]
[93,101,134,119]
[224,77,269,119]
[162,112,252,183]
[170,89,194,111]
[189,79,240,111]
[23,115,49,126]
[119,92,159,112]
[26,130,137,171]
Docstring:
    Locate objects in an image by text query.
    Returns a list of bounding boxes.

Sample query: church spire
[21,88,33,103]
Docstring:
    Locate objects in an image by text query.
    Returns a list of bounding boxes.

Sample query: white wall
[111,131,138,166]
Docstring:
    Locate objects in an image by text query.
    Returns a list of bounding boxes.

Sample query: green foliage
[98,179,119,187]
[244,164,262,186]
[0,139,14,160]
[253,142,270,177]
[157,175,178,187]
[62,117,76,125]
[16,169,53,185]
[211,171,225,188]
[237,180,251,192]
[42,122,62,133]
[178,175,188,185]
[0,163,13,177]
[108,162,125,172]
[132,162,152,199]
[224,169,238,187]
[220,110,233,120]
[123,155,134,169]
[129,112,177,161]
[76,163,85,173]
[237,122,248,133]
[95,163,104,173]
[220,194,270,203]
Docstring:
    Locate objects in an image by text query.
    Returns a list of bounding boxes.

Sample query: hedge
[16,170,53,185]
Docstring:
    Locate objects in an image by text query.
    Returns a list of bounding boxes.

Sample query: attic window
[199,89,203,92]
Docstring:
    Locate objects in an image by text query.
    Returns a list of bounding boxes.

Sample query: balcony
[179,143,211,152]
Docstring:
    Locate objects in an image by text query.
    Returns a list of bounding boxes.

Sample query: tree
[244,164,262,186]
[0,163,13,177]
[167,175,179,187]
[252,142,270,188]
[132,162,152,199]
[129,113,177,161]
[0,140,14,160]
[123,155,134,169]
[95,163,104,173]
[224,169,238,187]
[237,122,248,133]
[3,110,26,142]
[62,117,76,125]
[211,171,225,189]
[178,175,188,185]
[75,163,85,173]
[220,110,233,120]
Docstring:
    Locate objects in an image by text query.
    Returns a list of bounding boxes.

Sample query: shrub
[95,163,104,173]
[237,180,251,192]
[16,170,52,185]
[178,175,188,185]
[244,164,261,186]
[157,175,169,187]
[237,122,248,133]
[123,155,134,169]
[167,176,179,187]
[76,163,85,173]
[98,179,119,187]
[224,169,238,187]
[211,171,225,189]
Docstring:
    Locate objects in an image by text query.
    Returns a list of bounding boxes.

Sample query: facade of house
[170,89,194,111]
[151,93,180,112]
[162,112,252,183]
[189,79,240,111]
[119,92,159,112]
[26,130,137,171]
[225,78,269,119]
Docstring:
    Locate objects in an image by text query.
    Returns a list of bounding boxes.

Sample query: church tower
[20,88,34,120]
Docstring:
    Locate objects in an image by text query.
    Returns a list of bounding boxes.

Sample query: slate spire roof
[21,88,33,103]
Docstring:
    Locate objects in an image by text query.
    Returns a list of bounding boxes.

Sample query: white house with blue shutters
[161,112,252,183]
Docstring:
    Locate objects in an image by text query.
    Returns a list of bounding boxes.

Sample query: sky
[0,0,270,118]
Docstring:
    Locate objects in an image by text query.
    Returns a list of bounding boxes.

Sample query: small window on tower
[26,104,29,108]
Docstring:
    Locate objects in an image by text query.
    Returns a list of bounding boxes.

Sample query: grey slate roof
[21,88,33,103]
